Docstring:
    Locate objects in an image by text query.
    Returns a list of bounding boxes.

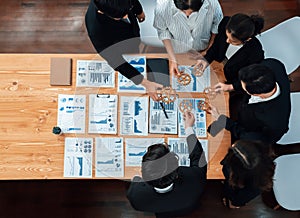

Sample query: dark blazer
[126,134,207,217]
[204,16,264,91]
[85,0,144,84]
[211,58,291,144]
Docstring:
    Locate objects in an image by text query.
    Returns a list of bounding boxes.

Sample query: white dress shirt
[154,0,223,53]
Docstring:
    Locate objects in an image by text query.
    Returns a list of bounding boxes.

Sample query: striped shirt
[154,0,223,53]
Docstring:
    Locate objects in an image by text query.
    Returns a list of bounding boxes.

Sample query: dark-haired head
[94,0,133,19]
[239,63,276,94]
[226,13,264,43]
[142,143,179,188]
[221,140,275,191]
[173,0,203,11]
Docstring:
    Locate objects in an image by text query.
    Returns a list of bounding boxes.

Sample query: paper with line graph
[76,60,115,87]
[125,138,164,166]
[95,137,124,178]
[88,94,118,134]
[64,137,93,178]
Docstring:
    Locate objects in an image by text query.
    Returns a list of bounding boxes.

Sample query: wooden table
[0,53,230,180]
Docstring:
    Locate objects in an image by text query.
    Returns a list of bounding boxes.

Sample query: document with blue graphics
[88,94,118,134]
[95,137,124,178]
[64,137,93,178]
[149,98,178,134]
[125,138,164,166]
[168,138,208,166]
[76,60,115,87]
[172,65,210,92]
[178,98,207,137]
[118,55,146,93]
[120,96,149,136]
[57,94,86,134]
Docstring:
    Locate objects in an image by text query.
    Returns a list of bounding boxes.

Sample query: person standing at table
[85,0,163,100]
[194,13,265,92]
[207,58,291,144]
[153,0,223,75]
[127,111,207,217]
[221,140,275,208]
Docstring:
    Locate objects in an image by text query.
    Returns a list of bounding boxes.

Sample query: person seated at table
[207,58,291,144]
[153,0,223,76]
[194,13,265,92]
[85,0,162,100]
[221,140,275,208]
[126,111,207,217]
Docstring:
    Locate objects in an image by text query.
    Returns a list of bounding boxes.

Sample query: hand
[214,82,234,92]
[141,79,163,101]
[206,103,220,120]
[169,60,180,77]
[137,11,145,23]
[194,59,209,73]
[183,111,195,128]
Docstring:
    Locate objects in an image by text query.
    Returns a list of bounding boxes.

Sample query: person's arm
[162,39,180,76]
[183,112,207,168]
[132,0,145,22]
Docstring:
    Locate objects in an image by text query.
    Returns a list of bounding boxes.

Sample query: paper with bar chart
[120,96,149,136]
[76,60,115,87]
[168,138,208,166]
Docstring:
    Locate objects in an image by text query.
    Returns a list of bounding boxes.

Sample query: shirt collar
[154,183,174,193]
[248,82,281,104]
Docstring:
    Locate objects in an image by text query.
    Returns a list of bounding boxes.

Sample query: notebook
[50,57,72,85]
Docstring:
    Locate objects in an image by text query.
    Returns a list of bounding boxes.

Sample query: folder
[146,58,170,87]
[50,57,72,85]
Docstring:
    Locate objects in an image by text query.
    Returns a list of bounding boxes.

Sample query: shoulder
[155,0,170,12]
[205,0,222,8]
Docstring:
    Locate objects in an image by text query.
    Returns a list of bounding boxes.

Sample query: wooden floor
[0,0,299,217]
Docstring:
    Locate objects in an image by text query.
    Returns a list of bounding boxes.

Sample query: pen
[160,102,169,119]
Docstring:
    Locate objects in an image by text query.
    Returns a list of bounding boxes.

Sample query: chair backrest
[257,16,300,74]
[139,0,164,48]
[273,153,300,211]
[277,92,300,144]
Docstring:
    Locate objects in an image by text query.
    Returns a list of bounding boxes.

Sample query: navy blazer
[204,16,264,91]
[126,134,207,216]
[85,0,144,84]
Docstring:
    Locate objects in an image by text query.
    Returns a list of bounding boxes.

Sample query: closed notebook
[50,57,72,85]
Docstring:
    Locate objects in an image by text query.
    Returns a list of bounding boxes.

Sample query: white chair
[139,0,164,51]
[257,16,300,74]
[273,153,300,211]
[277,92,300,144]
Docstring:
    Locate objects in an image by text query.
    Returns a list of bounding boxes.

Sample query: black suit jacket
[85,0,144,84]
[204,16,264,91]
[211,58,291,144]
[126,134,207,216]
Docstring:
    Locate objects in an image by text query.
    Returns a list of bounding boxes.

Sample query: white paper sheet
[149,99,178,134]
[172,65,210,92]
[88,94,118,134]
[117,55,146,93]
[178,98,207,137]
[125,138,164,166]
[57,94,86,134]
[120,96,149,136]
[76,60,115,87]
[64,137,93,178]
[95,137,124,178]
[168,138,208,166]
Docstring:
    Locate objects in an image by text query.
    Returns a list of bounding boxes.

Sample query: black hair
[94,0,133,18]
[221,140,275,191]
[238,63,276,94]
[173,0,203,11]
[142,143,179,189]
[226,13,264,42]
